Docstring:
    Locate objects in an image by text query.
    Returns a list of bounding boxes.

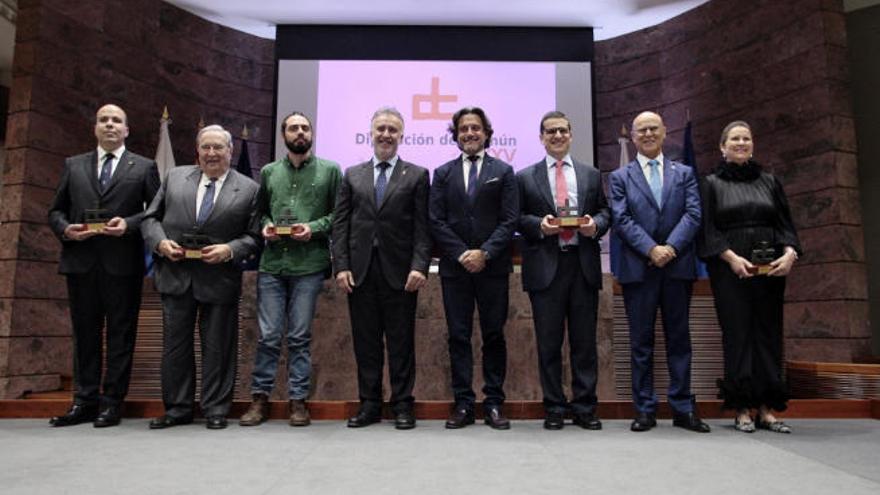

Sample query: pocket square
[484,177,500,184]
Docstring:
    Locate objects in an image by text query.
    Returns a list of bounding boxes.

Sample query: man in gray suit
[331,107,431,429]
[48,104,160,428]
[143,125,260,430]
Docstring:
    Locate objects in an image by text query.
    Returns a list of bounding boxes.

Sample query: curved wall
[0,0,274,397]
[593,0,869,362]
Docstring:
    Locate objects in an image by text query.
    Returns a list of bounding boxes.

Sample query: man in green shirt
[240,112,341,427]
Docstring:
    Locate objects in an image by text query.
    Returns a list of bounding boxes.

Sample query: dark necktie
[466,155,479,200]
[555,160,574,242]
[99,153,114,192]
[375,161,390,205]
[197,178,218,226]
[648,159,662,207]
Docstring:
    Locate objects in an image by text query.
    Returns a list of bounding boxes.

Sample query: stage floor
[1,419,878,494]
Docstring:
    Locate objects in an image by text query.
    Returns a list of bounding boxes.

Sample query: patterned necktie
[197,178,218,226]
[375,161,390,205]
[99,153,114,192]
[648,159,662,207]
[466,155,479,200]
[555,160,574,242]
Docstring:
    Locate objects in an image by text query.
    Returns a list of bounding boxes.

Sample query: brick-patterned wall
[0,0,274,398]
[594,0,870,361]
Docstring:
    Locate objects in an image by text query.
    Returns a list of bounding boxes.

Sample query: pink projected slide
[315,60,556,172]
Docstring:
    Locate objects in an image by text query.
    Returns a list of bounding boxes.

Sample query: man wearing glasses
[516,111,610,430]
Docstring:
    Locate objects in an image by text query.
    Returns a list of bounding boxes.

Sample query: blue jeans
[251,271,324,400]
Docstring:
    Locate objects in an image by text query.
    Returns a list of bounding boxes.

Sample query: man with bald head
[608,111,709,433]
[48,104,160,427]
[143,125,260,430]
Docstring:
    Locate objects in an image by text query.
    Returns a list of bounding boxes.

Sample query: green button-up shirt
[256,154,342,276]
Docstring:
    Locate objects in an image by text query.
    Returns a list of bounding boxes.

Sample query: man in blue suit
[430,107,519,430]
[608,111,710,433]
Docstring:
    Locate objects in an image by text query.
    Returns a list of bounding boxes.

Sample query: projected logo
[412,77,457,120]
[316,60,555,171]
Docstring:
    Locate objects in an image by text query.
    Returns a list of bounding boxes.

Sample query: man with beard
[429,107,518,429]
[239,112,341,427]
[332,107,431,429]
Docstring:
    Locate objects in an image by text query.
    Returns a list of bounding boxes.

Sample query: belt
[559,244,579,253]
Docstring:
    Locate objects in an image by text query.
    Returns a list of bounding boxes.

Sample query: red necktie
[555,161,573,241]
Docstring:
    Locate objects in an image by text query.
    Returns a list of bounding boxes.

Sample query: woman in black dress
[699,121,801,433]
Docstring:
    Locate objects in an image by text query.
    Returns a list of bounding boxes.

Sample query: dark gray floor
[1,419,878,494]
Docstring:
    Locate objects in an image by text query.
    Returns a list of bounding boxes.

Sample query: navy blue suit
[517,159,610,414]
[608,157,701,415]
[429,154,518,409]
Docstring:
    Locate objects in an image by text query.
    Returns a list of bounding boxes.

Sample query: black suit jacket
[517,159,610,292]
[142,166,261,304]
[429,154,519,277]
[331,159,432,290]
[48,149,161,276]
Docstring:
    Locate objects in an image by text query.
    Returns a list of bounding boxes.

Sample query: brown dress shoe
[289,399,311,427]
[239,394,269,426]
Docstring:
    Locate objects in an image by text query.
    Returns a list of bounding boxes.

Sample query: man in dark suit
[48,104,160,428]
[517,111,610,430]
[608,111,710,433]
[429,107,518,430]
[331,107,431,430]
[142,125,260,430]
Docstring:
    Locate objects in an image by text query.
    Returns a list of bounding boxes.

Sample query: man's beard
[285,138,312,154]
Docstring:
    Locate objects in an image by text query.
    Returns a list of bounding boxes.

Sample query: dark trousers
[441,273,509,409]
[528,251,598,414]
[348,256,417,414]
[622,269,695,415]
[160,289,239,418]
[707,260,788,411]
[66,267,142,407]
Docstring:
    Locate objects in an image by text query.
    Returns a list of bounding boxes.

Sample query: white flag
[155,108,176,183]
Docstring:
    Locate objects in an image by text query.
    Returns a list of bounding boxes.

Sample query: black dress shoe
[93,406,121,428]
[394,410,416,430]
[445,407,475,429]
[573,412,603,430]
[149,415,193,430]
[672,412,711,433]
[630,412,657,432]
[543,411,564,430]
[484,405,511,430]
[347,410,381,428]
[205,416,228,430]
[49,403,98,427]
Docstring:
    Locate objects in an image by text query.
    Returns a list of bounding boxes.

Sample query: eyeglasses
[542,127,570,136]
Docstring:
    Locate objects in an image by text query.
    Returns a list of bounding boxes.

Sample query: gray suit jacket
[331,159,431,290]
[142,165,260,304]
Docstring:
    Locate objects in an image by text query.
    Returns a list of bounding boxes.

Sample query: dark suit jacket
[331,159,431,290]
[142,166,261,304]
[608,158,701,284]
[429,155,519,277]
[517,159,610,292]
[48,149,161,276]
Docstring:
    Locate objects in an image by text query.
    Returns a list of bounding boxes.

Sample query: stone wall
[0,0,274,398]
[593,0,870,361]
